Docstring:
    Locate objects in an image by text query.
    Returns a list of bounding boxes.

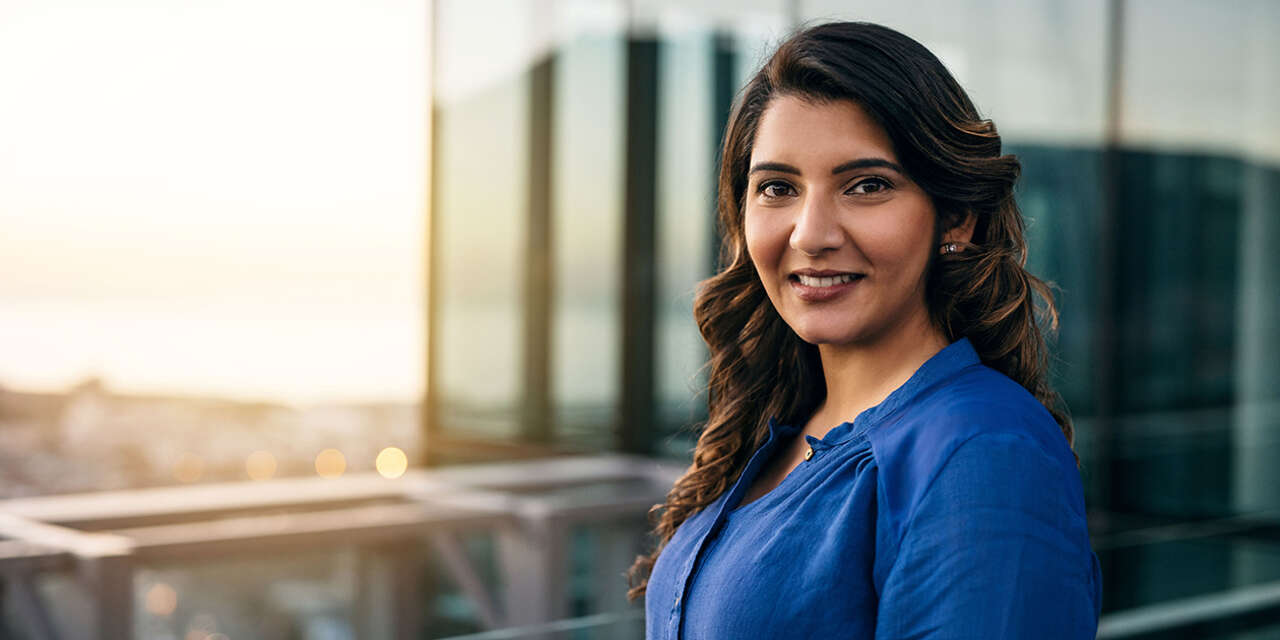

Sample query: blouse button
[804,447,814,461]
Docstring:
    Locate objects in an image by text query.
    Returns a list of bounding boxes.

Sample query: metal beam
[1092,0,1126,521]
[0,455,685,638]
[424,0,443,468]
[1098,580,1280,639]
[356,541,424,640]
[496,516,568,635]
[77,552,132,640]
[523,49,556,445]
[709,31,736,275]
[116,503,508,564]
[619,37,661,456]
[430,531,505,629]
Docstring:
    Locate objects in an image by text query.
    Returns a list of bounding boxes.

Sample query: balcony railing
[4,454,1280,639]
[0,454,682,640]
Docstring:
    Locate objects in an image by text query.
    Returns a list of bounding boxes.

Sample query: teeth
[797,273,860,287]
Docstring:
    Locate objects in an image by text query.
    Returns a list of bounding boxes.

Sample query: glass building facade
[428,0,1280,636]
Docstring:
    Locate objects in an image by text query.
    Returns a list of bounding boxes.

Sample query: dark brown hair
[626,20,1074,602]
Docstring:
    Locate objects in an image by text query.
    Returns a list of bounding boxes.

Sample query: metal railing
[0,454,682,640]
[5,453,1280,639]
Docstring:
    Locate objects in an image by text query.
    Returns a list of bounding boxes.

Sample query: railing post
[77,548,133,640]
[496,511,568,635]
[355,541,423,640]
[593,520,643,615]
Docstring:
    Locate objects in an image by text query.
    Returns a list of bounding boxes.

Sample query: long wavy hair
[625,21,1075,602]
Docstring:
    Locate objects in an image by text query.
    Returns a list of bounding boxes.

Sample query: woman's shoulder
[876,360,1069,462]
[867,362,1083,539]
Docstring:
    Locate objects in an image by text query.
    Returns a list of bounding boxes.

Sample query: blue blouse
[644,337,1102,639]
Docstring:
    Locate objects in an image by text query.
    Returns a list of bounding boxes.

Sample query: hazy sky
[0,0,428,405]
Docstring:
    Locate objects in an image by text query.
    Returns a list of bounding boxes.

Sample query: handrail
[5,454,1277,639]
[0,454,678,640]
[1097,580,1280,639]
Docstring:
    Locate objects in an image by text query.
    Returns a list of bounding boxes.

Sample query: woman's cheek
[745,212,786,260]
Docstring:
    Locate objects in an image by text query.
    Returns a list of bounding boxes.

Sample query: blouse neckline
[773,336,982,451]
[727,337,983,518]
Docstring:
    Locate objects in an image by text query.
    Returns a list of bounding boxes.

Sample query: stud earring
[939,242,961,255]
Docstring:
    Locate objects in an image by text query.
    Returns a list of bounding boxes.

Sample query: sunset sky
[0,0,428,405]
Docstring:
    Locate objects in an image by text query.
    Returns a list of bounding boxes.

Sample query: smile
[788,273,865,302]
[794,273,861,287]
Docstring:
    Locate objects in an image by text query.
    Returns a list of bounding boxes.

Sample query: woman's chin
[793,325,866,347]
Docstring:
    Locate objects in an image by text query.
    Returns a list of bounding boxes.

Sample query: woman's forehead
[750,95,898,170]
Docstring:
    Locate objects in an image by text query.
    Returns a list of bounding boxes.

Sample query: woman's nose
[789,195,844,256]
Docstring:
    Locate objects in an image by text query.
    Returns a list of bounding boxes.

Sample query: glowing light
[245,450,277,481]
[314,448,346,478]
[173,453,204,484]
[144,582,177,616]
[375,446,408,479]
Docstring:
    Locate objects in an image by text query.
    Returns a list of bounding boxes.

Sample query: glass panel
[433,0,535,440]
[1121,0,1280,163]
[801,0,1110,144]
[550,0,627,450]
[655,23,715,451]
[1109,0,1280,623]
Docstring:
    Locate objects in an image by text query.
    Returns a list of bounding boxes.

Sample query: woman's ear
[942,210,977,245]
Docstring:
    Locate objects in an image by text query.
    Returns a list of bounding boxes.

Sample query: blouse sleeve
[874,431,1100,639]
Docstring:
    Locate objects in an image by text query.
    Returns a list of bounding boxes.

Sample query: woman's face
[743,95,938,349]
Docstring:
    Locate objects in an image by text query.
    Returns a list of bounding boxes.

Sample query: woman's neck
[811,314,950,434]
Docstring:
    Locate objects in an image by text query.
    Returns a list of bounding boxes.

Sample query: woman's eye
[759,181,795,199]
[848,177,892,195]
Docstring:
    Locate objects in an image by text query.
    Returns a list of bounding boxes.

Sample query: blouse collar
[767,336,981,450]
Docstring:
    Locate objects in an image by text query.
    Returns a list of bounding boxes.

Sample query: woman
[628,21,1102,639]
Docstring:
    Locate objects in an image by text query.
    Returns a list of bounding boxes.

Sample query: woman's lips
[788,274,864,302]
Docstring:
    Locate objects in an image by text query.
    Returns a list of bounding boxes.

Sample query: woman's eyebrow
[830,158,904,175]
[748,161,802,175]
[748,158,905,176]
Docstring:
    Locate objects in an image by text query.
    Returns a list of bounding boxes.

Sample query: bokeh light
[245,450,277,481]
[172,453,204,484]
[144,582,177,617]
[376,446,408,479]
[314,448,346,478]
